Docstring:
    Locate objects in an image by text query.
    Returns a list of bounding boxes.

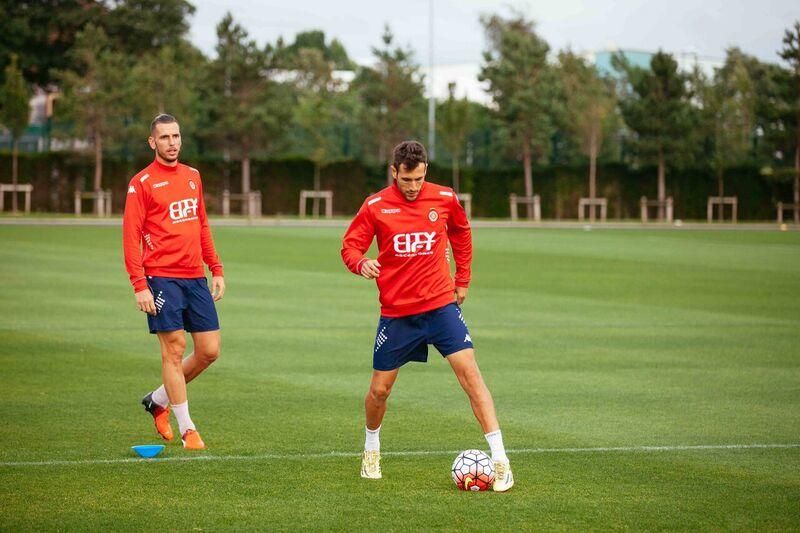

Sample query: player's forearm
[341,247,368,275]
[342,205,375,275]
[199,214,224,275]
[122,240,147,291]
[341,228,372,275]
[201,239,224,276]
[123,251,147,292]
[122,224,147,292]
[122,189,149,291]
[454,260,472,286]
[451,245,473,287]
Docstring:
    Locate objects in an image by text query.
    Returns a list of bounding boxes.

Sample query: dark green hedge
[0,151,793,220]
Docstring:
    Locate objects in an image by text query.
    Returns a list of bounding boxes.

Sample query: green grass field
[1,224,799,531]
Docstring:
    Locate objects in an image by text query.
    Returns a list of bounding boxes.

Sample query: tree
[437,82,475,193]
[479,13,557,213]
[208,13,293,194]
[0,0,103,87]
[779,21,800,223]
[273,30,355,71]
[104,0,196,58]
[352,25,426,183]
[292,48,347,215]
[557,50,617,208]
[696,51,756,218]
[55,24,128,202]
[129,41,208,144]
[614,51,694,220]
[711,49,791,171]
[0,54,31,213]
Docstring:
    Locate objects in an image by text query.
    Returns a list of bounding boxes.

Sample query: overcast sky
[188,0,798,66]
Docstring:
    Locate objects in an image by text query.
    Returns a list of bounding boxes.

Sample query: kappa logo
[381,208,401,214]
[464,334,472,343]
[128,186,136,194]
[168,198,199,223]
[393,232,436,255]
[153,181,169,188]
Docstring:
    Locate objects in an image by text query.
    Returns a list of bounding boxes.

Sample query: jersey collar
[152,158,179,173]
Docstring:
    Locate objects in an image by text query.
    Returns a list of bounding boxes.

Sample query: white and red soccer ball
[451,449,495,491]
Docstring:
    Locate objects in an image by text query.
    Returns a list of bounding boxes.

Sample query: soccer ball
[451,449,495,491]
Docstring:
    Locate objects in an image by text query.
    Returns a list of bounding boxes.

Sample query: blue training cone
[131,444,165,458]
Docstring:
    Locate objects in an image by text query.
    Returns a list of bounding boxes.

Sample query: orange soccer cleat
[141,393,174,441]
[181,429,206,450]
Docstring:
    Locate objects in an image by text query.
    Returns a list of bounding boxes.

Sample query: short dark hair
[150,113,178,134]
[392,140,427,171]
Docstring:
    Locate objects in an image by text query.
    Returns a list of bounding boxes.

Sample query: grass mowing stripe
[3,443,798,468]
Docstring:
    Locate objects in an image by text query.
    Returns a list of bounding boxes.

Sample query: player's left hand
[211,276,225,301]
[454,286,468,306]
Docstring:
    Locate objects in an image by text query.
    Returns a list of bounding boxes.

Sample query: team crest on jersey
[428,209,439,222]
[189,180,196,190]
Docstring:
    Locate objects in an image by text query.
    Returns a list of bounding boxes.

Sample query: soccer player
[123,114,225,450]
[341,140,514,492]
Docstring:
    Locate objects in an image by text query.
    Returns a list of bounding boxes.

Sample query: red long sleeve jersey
[341,181,472,317]
[123,159,223,293]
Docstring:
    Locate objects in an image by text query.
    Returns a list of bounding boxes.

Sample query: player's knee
[198,342,220,365]
[161,338,186,363]
[368,383,392,403]
[459,368,485,394]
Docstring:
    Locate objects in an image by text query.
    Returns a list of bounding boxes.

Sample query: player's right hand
[360,259,381,279]
[135,288,156,315]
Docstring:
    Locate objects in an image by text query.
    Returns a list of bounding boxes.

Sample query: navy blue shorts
[146,276,220,334]
[373,303,474,371]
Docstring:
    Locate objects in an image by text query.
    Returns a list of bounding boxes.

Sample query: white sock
[171,401,196,435]
[485,429,508,463]
[151,385,169,408]
[365,425,381,452]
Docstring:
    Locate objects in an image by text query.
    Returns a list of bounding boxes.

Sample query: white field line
[0,443,798,468]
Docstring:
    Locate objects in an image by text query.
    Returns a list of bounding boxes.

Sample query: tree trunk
[241,153,251,193]
[94,132,103,214]
[312,162,321,217]
[522,138,533,220]
[11,139,19,214]
[589,128,598,223]
[589,131,597,200]
[718,170,725,221]
[452,156,460,194]
[241,150,251,216]
[657,147,666,221]
[222,146,231,192]
[795,142,799,224]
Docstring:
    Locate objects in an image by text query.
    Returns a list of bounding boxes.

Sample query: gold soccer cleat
[361,450,382,479]
[493,460,514,492]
